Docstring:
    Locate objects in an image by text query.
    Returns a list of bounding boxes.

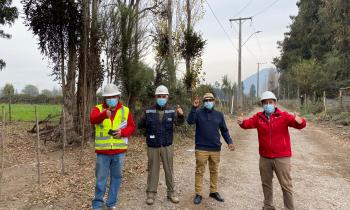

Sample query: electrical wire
[205,0,238,51]
[252,0,281,17]
[233,0,255,18]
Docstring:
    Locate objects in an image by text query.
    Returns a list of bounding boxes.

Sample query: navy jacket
[187,106,233,151]
[138,104,184,148]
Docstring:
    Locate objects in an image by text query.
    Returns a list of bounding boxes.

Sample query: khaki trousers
[195,150,220,196]
[259,156,294,210]
[146,146,175,197]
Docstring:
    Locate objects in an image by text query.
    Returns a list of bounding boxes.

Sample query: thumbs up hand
[294,112,303,124]
[237,112,245,125]
[176,105,184,116]
[193,98,200,108]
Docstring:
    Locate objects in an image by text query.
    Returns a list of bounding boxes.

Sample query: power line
[205,0,238,51]
[252,0,281,17]
[233,0,255,18]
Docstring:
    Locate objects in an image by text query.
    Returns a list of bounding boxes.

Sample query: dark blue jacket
[187,106,233,151]
[138,105,184,148]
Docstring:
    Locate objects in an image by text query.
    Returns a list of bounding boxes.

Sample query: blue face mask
[156,98,167,107]
[204,101,214,110]
[263,104,275,115]
[106,98,118,107]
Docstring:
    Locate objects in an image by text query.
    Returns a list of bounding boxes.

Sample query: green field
[0,104,62,122]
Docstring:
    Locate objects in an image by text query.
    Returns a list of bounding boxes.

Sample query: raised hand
[193,98,200,108]
[237,112,245,125]
[176,105,184,116]
[294,112,303,124]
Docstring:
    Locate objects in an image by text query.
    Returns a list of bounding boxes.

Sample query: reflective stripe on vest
[95,104,129,150]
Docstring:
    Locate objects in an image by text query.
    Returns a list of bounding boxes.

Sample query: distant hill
[242,68,278,96]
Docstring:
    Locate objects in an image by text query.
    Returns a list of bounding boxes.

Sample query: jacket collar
[102,101,123,111]
[203,106,214,113]
[258,107,282,120]
[155,104,166,110]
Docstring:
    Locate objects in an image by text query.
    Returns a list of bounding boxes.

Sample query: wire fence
[279,90,350,114]
[0,104,95,200]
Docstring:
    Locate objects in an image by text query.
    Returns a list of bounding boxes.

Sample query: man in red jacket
[237,91,306,210]
[90,84,136,210]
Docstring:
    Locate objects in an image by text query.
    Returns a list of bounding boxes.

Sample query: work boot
[167,194,179,203]
[209,192,224,202]
[193,194,202,205]
[146,193,155,205]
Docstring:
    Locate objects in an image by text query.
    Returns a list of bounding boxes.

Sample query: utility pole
[229,17,252,109]
[256,62,266,99]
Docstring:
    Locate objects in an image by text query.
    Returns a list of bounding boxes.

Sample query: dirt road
[118,110,350,210]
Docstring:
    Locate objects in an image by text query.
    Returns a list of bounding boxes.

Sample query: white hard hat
[260,91,277,102]
[155,85,169,95]
[102,84,121,97]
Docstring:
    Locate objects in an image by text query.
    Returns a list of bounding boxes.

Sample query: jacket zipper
[159,111,163,147]
[269,116,272,155]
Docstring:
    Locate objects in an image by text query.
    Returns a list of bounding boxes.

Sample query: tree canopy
[274,0,350,98]
[0,0,18,70]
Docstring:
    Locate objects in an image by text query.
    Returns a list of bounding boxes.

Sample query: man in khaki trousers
[187,93,235,205]
[238,91,306,210]
[138,85,184,205]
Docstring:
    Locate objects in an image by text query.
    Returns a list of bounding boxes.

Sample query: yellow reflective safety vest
[95,104,129,150]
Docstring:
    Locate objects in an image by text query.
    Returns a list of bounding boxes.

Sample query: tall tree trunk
[134,0,140,63]
[89,0,99,107]
[120,2,134,110]
[60,30,67,173]
[167,0,175,90]
[60,31,65,107]
[64,36,78,143]
[185,0,191,93]
[76,0,90,137]
[126,0,140,115]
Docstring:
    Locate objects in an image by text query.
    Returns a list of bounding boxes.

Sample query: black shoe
[209,192,224,202]
[193,194,202,204]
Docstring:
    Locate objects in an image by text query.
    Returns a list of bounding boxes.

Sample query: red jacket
[90,102,136,155]
[240,108,306,158]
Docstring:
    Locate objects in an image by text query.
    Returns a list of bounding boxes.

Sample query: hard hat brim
[102,92,121,97]
[260,98,277,102]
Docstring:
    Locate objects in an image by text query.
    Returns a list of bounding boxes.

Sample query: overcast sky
[0,0,299,92]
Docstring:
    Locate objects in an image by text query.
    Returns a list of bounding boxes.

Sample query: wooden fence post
[340,89,343,108]
[313,91,316,103]
[323,91,327,112]
[8,95,11,123]
[0,106,6,200]
[230,95,234,115]
[61,106,67,174]
[35,106,41,184]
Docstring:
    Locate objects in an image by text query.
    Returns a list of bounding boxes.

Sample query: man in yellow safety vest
[90,84,136,210]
